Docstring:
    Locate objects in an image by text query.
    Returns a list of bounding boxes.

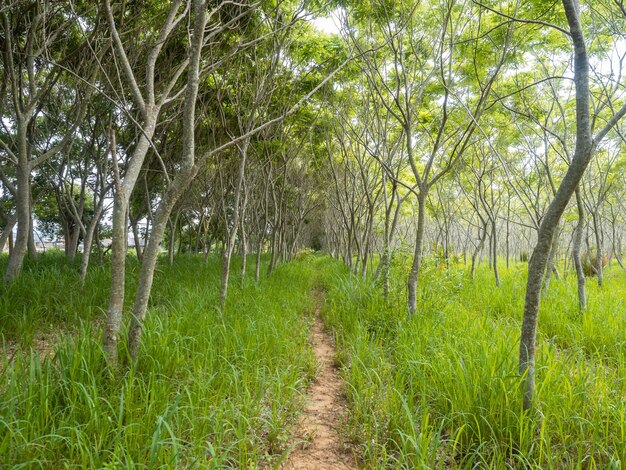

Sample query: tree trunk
[255,236,263,283]
[131,217,144,262]
[168,213,178,266]
[240,222,247,288]
[67,227,80,264]
[592,210,603,287]
[520,0,596,410]
[27,207,36,259]
[5,124,31,284]
[572,187,586,310]
[506,198,511,269]
[220,139,249,309]
[127,0,207,360]
[492,217,501,287]
[0,214,17,254]
[471,220,488,280]
[104,115,157,366]
[104,194,128,364]
[407,192,427,315]
[128,180,188,360]
[543,227,560,292]
[80,202,104,284]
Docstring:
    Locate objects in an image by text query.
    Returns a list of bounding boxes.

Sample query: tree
[519,0,626,410]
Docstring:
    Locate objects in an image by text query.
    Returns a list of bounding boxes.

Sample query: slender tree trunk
[5,124,31,284]
[492,217,501,287]
[471,220,488,280]
[0,214,17,254]
[255,236,263,283]
[611,218,625,270]
[131,218,144,261]
[27,207,36,259]
[240,222,247,288]
[80,203,104,284]
[407,192,427,315]
[220,141,249,310]
[572,187,586,309]
[127,0,207,360]
[543,228,560,292]
[168,213,178,265]
[506,198,511,269]
[592,210,603,287]
[104,194,128,364]
[520,0,597,410]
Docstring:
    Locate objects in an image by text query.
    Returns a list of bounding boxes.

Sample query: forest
[1,0,626,468]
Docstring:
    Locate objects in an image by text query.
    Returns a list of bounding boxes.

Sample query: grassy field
[0,253,318,468]
[2,252,625,468]
[319,255,626,468]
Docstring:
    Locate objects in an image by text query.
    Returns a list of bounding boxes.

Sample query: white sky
[311,14,341,35]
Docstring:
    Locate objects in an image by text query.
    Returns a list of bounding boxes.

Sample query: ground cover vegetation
[0,253,318,467]
[321,255,626,467]
[2,0,626,467]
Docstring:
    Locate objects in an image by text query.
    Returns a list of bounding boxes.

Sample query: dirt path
[281,294,357,470]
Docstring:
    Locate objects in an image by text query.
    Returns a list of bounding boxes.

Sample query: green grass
[3,252,625,468]
[0,252,318,468]
[320,255,626,468]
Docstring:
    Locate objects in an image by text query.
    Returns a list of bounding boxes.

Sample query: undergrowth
[319,255,626,468]
[0,252,317,468]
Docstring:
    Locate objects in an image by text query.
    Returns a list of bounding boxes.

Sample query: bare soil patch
[281,292,358,469]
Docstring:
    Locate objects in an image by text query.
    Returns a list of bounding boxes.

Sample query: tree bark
[592,210,603,287]
[0,214,17,254]
[5,123,31,284]
[520,0,595,410]
[408,191,427,315]
[572,187,586,309]
[127,0,207,360]
[220,140,250,309]
[80,202,104,284]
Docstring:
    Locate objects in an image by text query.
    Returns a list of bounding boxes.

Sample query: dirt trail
[281,294,357,470]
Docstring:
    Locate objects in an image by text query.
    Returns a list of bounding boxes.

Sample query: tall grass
[320,255,626,468]
[0,252,318,468]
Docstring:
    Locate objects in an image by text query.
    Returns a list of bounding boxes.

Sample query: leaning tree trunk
[127,0,206,360]
[0,214,17,254]
[104,115,157,365]
[128,177,188,360]
[240,222,247,288]
[519,0,605,410]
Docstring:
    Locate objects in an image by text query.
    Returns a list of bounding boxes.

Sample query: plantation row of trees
[0,0,337,364]
[2,0,626,408]
[319,0,626,408]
